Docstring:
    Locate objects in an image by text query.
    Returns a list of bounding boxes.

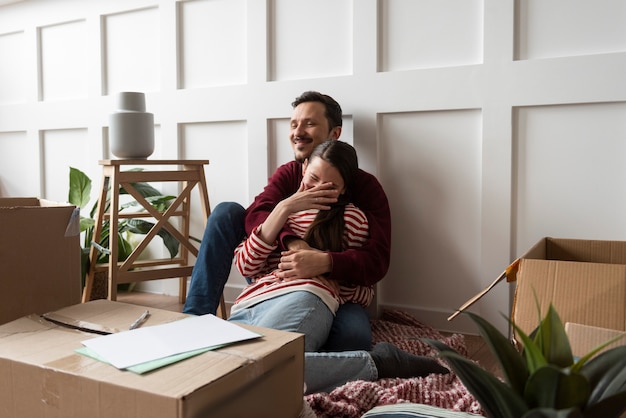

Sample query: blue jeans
[228,291,334,351]
[321,302,372,351]
[184,201,372,351]
[228,291,377,394]
[184,202,246,316]
[304,350,377,394]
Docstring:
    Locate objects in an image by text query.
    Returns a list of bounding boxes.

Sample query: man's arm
[326,169,391,287]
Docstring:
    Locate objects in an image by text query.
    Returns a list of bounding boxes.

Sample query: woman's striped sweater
[231,204,372,315]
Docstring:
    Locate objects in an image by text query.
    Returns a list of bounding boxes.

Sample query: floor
[117,290,502,378]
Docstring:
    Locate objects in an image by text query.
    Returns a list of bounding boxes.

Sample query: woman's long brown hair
[303,140,358,252]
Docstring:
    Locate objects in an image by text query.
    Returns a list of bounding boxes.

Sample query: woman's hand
[278,181,339,214]
[256,182,339,246]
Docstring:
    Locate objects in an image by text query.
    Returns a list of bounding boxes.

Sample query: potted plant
[68,167,180,294]
[425,304,626,417]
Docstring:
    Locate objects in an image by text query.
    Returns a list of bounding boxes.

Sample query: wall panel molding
[0,0,624,332]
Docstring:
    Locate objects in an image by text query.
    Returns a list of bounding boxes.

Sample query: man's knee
[211,202,245,226]
[322,303,372,351]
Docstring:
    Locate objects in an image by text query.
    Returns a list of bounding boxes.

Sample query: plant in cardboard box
[68,167,180,293]
[425,305,626,418]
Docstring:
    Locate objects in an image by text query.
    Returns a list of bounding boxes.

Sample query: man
[184,91,391,351]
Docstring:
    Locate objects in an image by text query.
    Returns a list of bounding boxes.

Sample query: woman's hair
[292,91,343,130]
[303,140,358,253]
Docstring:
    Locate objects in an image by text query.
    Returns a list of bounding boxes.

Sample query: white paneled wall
[179,0,247,88]
[0,0,625,334]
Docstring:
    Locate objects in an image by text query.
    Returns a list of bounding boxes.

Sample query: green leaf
[581,345,626,405]
[512,321,548,374]
[159,228,181,259]
[125,219,180,259]
[465,311,529,395]
[582,391,626,417]
[120,195,175,212]
[538,305,574,368]
[117,232,133,261]
[147,195,176,212]
[68,167,92,209]
[79,216,95,233]
[423,338,529,418]
[120,181,163,198]
[522,407,584,418]
[524,365,589,410]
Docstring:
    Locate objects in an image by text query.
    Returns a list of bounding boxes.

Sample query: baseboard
[223,283,245,305]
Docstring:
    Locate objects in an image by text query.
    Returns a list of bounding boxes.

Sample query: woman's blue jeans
[228,291,334,351]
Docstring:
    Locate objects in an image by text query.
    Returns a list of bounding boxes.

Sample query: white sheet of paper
[81,314,261,369]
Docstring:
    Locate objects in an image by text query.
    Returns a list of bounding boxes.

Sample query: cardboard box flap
[0,197,41,207]
[0,197,80,237]
[524,237,626,265]
[47,299,188,331]
[447,258,519,321]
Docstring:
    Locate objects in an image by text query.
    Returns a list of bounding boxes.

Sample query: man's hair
[292,91,343,129]
[303,140,358,253]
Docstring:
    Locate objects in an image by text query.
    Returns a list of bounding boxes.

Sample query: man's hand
[276,248,332,280]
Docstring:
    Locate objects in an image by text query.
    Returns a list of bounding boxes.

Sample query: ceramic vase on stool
[109,92,154,159]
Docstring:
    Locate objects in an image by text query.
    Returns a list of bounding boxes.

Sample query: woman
[229,139,372,351]
[229,140,448,393]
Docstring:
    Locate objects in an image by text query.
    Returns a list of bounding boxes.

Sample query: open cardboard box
[0,197,81,325]
[0,300,304,418]
[450,237,626,352]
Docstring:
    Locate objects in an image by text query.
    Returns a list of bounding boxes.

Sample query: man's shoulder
[352,168,388,203]
[275,160,302,172]
[356,168,382,185]
[268,160,303,188]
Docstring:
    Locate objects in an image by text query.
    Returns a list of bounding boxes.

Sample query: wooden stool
[81,159,227,318]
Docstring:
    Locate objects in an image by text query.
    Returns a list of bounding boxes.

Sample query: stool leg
[82,173,109,303]
[216,296,227,319]
[108,166,120,301]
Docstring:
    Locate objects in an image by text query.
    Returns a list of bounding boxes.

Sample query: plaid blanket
[304,310,485,417]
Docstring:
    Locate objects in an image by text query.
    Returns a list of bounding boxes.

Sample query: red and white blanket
[304,310,485,417]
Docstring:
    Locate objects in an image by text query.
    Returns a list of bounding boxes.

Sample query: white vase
[109,92,155,159]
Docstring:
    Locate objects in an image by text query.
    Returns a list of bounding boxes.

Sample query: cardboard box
[565,322,626,359]
[0,300,304,418]
[0,198,81,325]
[451,237,626,350]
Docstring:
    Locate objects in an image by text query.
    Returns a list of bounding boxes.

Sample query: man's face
[289,101,341,163]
